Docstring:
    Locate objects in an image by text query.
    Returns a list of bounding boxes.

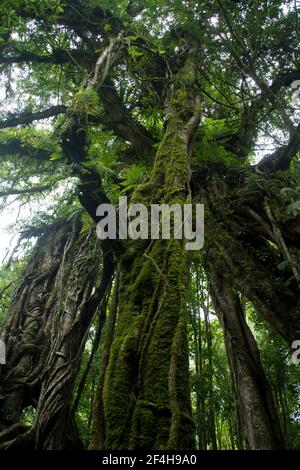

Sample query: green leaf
[128,46,144,59]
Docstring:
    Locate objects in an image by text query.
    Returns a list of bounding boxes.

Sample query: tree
[0,0,299,450]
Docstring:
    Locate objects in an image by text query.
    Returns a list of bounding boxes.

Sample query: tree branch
[0,185,51,197]
[256,123,300,172]
[3,2,123,38]
[98,80,155,159]
[224,67,300,158]
[0,139,53,160]
[216,1,298,158]
[0,49,93,66]
[270,70,300,95]
[0,106,67,130]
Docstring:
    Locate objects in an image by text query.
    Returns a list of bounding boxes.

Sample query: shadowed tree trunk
[0,220,72,435]
[35,231,113,449]
[209,268,284,449]
[192,164,300,348]
[0,216,114,449]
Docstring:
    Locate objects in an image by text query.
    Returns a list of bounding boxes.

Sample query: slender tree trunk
[228,416,235,449]
[203,302,217,450]
[90,272,119,450]
[72,296,110,416]
[192,314,207,450]
[209,269,284,450]
[189,291,206,450]
[194,270,207,450]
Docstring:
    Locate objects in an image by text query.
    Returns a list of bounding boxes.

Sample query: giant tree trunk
[103,240,193,449]
[34,232,113,449]
[101,59,201,450]
[0,216,113,449]
[209,268,284,450]
[0,220,72,435]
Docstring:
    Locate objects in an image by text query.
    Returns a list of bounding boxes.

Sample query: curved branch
[256,123,300,172]
[224,67,300,159]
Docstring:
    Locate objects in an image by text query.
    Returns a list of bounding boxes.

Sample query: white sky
[0,204,29,263]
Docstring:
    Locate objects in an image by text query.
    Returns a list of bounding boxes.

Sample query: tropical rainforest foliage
[0,0,299,450]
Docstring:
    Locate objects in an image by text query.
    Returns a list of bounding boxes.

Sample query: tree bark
[0,216,113,449]
[34,236,113,449]
[0,220,72,433]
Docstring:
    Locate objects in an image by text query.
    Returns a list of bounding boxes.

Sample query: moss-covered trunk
[102,59,201,449]
[104,241,193,449]
[90,273,119,450]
